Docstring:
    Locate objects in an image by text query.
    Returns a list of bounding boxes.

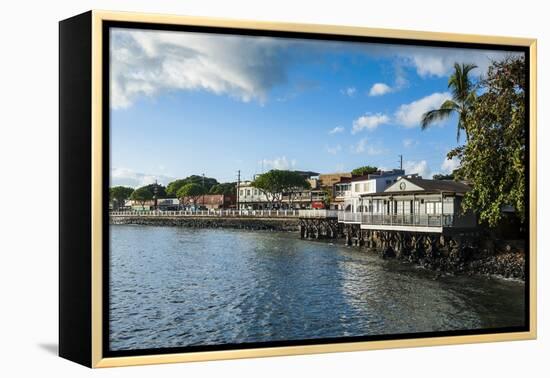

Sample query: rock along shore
[110,216,300,232]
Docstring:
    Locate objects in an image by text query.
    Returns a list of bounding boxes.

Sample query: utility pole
[153,179,158,211]
[202,173,205,207]
[236,170,241,210]
[398,154,403,171]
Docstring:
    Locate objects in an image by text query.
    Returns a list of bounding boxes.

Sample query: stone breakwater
[377,239,525,281]
[110,216,300,232]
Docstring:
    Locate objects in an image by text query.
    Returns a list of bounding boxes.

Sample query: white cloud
[341,87,357,97]
[326,145,342,155]
[328,126,344,134]
[111,28,292,109]
[110,28,522,109]
[351,139,385,155]
[110,167,174,188]
[404,160,432,179]
[394,46,521,78]
[441,156,460,174]
[368,83,392,96]
[352,113,390,133]
[351,138,368,154]
[394,92,452,128]
[260,156,297,170]
[402,138,417,148]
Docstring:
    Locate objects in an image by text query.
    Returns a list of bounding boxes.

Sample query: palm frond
[448,63,478,103]
[440,99,459,111]
[421,108,454,130]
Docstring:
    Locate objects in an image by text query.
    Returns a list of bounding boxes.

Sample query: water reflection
[109,225,525,351]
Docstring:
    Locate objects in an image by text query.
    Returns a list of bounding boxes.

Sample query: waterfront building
[346,169,405,212]
[200,194,236,209]
[332,169,404,210]
[319,172,352,188]
[332,177,352,210]
[125,198,180,211]
[237,181,270,209]
[339,175,476,233]
[237,177,327,210]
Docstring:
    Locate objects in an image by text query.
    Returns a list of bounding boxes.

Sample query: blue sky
[109,28,520,187]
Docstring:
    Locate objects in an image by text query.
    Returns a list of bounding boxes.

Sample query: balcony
[360,214,454,227]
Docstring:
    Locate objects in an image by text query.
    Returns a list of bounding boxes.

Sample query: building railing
[336,212,456,227]
[338,212,362,223]
[110,209,305,218]
[361,213,453,227]
[110,209,342,219]
[298,209,339,218]
[111,209,469,229]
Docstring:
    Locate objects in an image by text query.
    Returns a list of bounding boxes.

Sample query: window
[426,202,434,214]
[354,183,360,192]
[426,202,441,214]
[396,201,404,214]
[246,189,251,196]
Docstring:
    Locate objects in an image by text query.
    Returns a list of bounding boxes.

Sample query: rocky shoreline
[377,241,525,281]
[110,216,300,232]
[110,216,525,281]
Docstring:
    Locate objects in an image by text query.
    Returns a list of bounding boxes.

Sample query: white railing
[360,214,454,227]
[297,209,339,218]
[337,212,362,223]
[110,209,342,219]
[110,209,302,218]
[335,212,456,227]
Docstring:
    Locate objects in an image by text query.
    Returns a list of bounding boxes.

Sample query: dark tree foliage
[167,175,218,196]
[449,56,526,226]
[109,186,134,209]
[139,183,167,198]
[130,186,153,208]
[351,166,378,176]
[432,173,455,180]
[251,170,311,206]
[209,182,236,195]
[176,183,206,206]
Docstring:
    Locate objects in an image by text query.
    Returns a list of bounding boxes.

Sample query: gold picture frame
[59,9,537,368]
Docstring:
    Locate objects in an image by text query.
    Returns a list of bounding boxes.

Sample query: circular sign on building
[399,181,406,191]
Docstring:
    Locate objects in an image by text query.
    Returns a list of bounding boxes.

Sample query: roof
[385,178,470,194]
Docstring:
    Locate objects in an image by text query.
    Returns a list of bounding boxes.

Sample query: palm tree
[421,63,477,142]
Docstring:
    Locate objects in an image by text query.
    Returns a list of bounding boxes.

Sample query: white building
[237,181,269,209]
[237,179,327,210]
[339,175,477,233]
[342,169,405,212]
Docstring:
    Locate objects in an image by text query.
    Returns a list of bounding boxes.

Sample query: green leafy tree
[141,183,167,198]
[109,186,134,210]
[421,63,478,141]
[209,182,236,195]
[130,186,153,210]
[283,172,311,207]
[432,173,455,180]
[449,56,526,226]
[176,183,206,207]
[351,166,378,176]
[167,175,218,196]
[251,170,310,207]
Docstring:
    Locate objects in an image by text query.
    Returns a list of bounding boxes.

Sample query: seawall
[110,216,300,232]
